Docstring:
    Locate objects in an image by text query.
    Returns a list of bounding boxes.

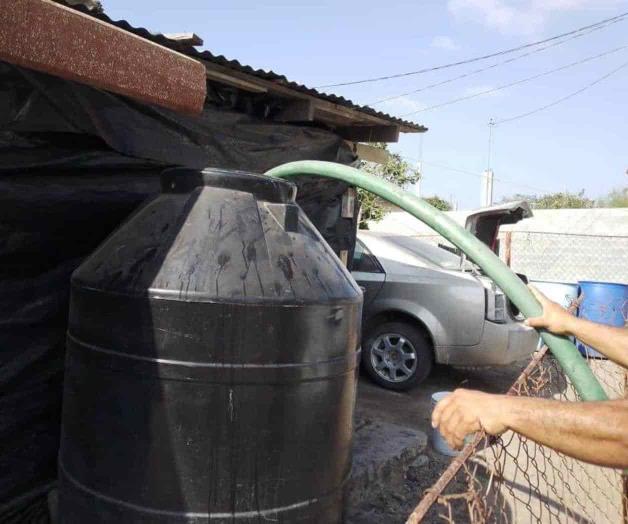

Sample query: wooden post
[503,231,512,267]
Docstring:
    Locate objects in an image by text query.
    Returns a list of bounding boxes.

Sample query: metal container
[58,168,363,523]
[577,280,628,358]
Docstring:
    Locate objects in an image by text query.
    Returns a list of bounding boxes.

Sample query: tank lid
[161,167,297,203]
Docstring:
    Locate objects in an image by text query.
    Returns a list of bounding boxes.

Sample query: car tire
[362,321,433,391]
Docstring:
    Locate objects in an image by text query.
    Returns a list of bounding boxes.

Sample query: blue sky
[104,0,627,209]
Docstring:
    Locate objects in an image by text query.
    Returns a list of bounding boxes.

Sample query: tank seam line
[67,332,360,369]
[58,461,322,518]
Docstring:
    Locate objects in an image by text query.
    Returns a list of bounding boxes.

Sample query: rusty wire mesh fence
[372,227,628,522]
[407,346,627,523]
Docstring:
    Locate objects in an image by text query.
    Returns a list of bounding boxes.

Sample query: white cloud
[379,96,426,115]
[430,35,460,51]
[447,0,623,35]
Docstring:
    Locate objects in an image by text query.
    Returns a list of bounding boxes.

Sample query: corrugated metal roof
[60,1,427,132]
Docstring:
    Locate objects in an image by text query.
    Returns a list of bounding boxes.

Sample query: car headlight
[479,277,507,323]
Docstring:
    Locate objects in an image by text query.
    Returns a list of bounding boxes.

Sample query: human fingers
[440,412,462,450]
[437,396,461,433]
[432,393,455,429]
[442,411,465,449]
[451,429,468,450]
[524,316,546,328]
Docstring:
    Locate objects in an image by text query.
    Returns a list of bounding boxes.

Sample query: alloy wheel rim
[370,333,418,383]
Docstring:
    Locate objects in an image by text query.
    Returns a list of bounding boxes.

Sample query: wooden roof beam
[205,69,267,93]
[349,142,391,164]
[164,33,204,47]
[202,60,422,133]
[274,99,315,122]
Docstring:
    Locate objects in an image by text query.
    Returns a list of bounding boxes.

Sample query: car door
[351,239,385,315]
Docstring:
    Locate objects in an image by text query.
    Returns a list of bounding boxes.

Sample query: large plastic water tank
[577,280,628,358]
[58,168,363,523]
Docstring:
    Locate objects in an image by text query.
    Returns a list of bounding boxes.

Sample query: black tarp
[0,61,359,521]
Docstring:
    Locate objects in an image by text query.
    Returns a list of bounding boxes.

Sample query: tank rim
[160,167,297,203]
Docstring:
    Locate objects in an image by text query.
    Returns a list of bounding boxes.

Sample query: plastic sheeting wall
[0,61,358,520]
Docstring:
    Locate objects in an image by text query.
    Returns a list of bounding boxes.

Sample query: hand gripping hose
[266,161,607,401]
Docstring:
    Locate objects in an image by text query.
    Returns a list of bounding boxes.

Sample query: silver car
[352,202,538,390]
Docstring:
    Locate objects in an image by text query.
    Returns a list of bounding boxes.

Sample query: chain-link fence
[404,275,627,523]
[392,231,628,285]
[502,231,628,284]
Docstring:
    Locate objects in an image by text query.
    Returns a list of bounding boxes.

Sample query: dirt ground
[350,361,530,524]
[355,362,528,434]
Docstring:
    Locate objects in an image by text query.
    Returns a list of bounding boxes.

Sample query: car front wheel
[362,321,433,391]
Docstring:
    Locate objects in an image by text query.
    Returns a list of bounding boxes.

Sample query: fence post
[503,231,512,267]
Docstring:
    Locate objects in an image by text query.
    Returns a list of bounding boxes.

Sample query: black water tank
[58,168,362,523]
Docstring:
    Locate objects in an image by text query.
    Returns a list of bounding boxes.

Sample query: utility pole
[414,160,422,198]
[449,194,458,211]
[481,118,495,207]
[415,134,424,198]
[487,118,495,171]
[414,176,422,198]
[481,169,494,207]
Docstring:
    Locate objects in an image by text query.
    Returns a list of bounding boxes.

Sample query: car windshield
[384,236,473,271]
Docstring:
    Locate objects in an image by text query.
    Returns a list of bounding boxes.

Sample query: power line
[407,158,555,194]
[494,60,628,124]
[368,19,621,107]
[398,44,628,117]
[314,11,628,88]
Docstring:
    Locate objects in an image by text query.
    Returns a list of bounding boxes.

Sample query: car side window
[352,240,384,273]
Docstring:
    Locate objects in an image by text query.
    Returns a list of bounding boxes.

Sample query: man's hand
[524,285,575,335]
[431,389,510,450]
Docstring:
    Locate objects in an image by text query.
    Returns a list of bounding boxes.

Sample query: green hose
[266,160,607,401]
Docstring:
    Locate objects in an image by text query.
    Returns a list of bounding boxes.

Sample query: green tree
[597,187,628,208]
[424,195,452,211]
[500,190,594,209]
[358,144,420,229]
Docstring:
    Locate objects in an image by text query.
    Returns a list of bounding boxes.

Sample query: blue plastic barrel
[530,281,579,349]
[577,281,628,358]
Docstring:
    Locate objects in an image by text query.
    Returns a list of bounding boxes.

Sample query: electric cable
[494,60,628,124]
[408,158,556,194]
[399,45,628,116]
[368,19,622,106]
[315,11,628,88]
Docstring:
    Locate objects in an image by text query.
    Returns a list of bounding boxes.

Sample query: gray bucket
[431,391,459,457]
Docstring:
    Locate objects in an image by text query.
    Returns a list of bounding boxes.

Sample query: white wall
[368,208,628,284]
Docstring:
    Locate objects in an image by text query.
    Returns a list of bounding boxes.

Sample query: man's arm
[432,389,628,468]
[526,285,628,368]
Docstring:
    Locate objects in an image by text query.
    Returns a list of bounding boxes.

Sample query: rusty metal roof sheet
[2,0,206,115]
